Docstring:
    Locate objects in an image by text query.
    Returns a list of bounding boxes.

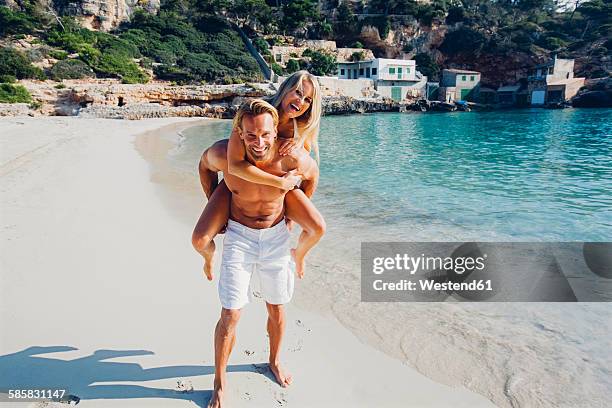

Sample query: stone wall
[316,77,377,98]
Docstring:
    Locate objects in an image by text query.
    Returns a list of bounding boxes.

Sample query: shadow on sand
[0,346,270,407]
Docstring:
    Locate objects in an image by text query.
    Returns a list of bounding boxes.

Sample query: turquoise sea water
[171,109,612,406]
[179,108,612,241]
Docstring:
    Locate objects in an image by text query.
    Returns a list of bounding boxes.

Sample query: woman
[192,70,326,280]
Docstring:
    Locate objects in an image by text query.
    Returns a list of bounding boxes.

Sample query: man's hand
[280,170,301,190]
[278,138,299,156]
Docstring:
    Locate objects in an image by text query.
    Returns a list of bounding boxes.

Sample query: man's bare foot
[291,248,305,279]
[207,387,224,408]
[202,241,216,281]
[270,361,292,387]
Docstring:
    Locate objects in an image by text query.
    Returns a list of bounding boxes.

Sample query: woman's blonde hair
[269,70,322,162]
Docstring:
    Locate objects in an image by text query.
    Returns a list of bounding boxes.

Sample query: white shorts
[218,219,295,310]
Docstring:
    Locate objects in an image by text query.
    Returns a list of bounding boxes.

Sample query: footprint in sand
[296,319,312,333]
[290,339,303,352]
[175,379,194,393]
[274,390,288,406]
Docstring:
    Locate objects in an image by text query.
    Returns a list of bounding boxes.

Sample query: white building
[337,58,427,101]
[527,56,585,105]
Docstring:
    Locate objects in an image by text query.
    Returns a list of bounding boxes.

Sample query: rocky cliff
[1,0,160,31]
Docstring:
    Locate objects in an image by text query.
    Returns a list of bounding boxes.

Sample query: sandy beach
[0,117,494,407]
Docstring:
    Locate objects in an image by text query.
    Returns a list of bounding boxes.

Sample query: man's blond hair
[233,99,279,131]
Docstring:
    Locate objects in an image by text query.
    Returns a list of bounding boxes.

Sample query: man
[194,100,319,408]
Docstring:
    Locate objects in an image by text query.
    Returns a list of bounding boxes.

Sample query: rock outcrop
[9,79,400,119]
[0,103,31,116]
[62,0,160,31]
[18,79,276,116]
[572,78,612,108]
[78,103,237,120]
[1,0,160,31]
[323,96,399,115]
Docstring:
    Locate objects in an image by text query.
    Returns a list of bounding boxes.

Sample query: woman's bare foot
[270,361,292,387]
[291,248,305,279]
[202,241,216,280]
[207,387,224,408]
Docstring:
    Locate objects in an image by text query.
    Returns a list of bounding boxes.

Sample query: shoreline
[3,77,609,119]
[1,116,494,407]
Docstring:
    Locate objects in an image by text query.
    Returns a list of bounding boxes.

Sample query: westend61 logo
[361,242,612,302]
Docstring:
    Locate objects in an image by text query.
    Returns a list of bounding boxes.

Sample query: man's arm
[198,140,227,199]
[227,127,300,190]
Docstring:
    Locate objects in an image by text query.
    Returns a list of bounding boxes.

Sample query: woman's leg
[192,180,231,280]
[284,189,326,278]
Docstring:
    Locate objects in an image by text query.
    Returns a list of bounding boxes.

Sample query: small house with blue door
[439,69,481,102]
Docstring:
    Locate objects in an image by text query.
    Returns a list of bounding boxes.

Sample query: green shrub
[54,83,66,89]
[536,36,568,50]
[253,37,270,55]
[286,59,300,74]
[318,20,333,38]
[592,46,608,56]
[0,83,32,103]
[446,6,468,25]
[350,51,365,62]
[50,59,95,80]
[0,74,16,83]
[0,47,45,79]
[45,24,98,54]
[181,52,230,81]
[417,3,446,25]
[271,62,283,76]
[0,7,36,36]
[125,11,261,83]
[334,2,358,38]
[51,30,149,83]
[282,0,320,31]
[308,50,336,76]
[302,48,314,57]
[439,27,486,55]
[93,52,149,83]
[49,50,69,60]
[351,41,363,49]
[153,65,190,83]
